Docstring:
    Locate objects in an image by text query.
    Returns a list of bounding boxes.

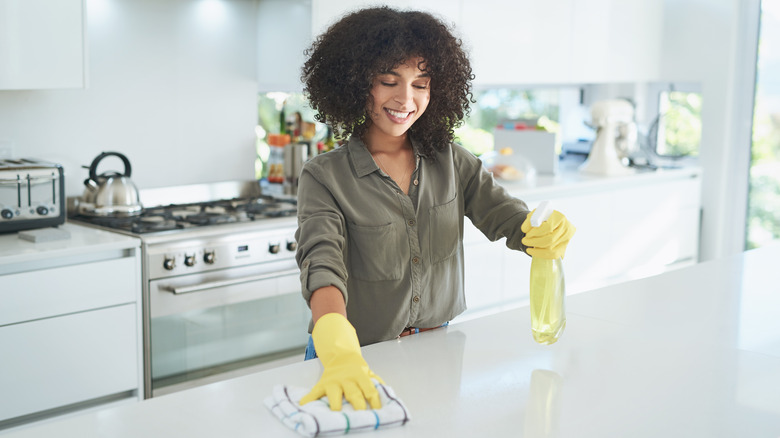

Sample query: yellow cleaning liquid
[528,201,566,345]
[530,257,566,344]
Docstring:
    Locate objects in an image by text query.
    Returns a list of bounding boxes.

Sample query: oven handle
[162,268,300,294]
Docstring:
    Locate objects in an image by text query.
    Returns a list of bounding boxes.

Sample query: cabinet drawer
[0,304,139,422]
[0,257,138,326]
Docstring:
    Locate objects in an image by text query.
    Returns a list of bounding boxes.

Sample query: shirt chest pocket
[347,222,406,281]
[429,195,459,264]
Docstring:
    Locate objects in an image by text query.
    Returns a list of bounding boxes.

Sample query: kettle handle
[88,151,132,182]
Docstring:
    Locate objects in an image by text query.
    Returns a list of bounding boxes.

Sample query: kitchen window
[256,92,325,180]
[257,89,567,166]
[654,88,703,157]
[456,88,564,156]
[644,82,703,161]
[747,0,780,249]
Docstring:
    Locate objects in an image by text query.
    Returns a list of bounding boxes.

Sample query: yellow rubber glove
[300,313,384,411]
[520,209,576,259]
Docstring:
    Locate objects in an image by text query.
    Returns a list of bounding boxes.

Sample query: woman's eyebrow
[378,71,431,78]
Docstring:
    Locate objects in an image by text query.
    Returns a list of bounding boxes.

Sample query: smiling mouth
[385,108,413,122]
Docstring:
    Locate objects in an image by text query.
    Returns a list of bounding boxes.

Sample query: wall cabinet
[460,0,574,85]
[461,169,701,318]
[307,0,662,86]
[463,0,663,85]
[0,224,142,427]
[311,0,461,37]
[569,0,663,83]
[0,0,85,90]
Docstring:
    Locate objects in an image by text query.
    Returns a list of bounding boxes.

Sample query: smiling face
[365,58,431,144]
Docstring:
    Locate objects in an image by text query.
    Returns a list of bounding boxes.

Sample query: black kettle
[79,151,143,216]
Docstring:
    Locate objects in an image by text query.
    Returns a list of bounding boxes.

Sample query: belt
[398,324,446,338]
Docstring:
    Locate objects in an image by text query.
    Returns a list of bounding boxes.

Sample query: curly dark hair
[301,6,474,157]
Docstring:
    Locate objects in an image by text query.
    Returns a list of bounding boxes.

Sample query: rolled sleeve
[454,145,531,253]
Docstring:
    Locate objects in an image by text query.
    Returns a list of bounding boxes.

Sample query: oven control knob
[184,254,196,267]
[1,209,12,220]
[163,257,176,271]
[203,251,215,264]
[269,243,281,254]
[286,241,297,252]
[36,206,49,216]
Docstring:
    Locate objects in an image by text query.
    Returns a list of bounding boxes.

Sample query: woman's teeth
[386,109,411,119]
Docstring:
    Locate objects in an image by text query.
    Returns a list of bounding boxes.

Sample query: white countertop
[498,161,701,200]
[3,242,778,437]
[0,222,140,271]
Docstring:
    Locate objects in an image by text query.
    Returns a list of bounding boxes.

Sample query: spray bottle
[529,201,566,345]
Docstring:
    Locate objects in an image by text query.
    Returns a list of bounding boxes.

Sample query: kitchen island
[3,242,778,437]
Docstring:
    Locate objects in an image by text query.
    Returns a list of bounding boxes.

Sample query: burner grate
[69,195,297,234]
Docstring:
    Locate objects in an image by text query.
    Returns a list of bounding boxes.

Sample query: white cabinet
[462,169,702,318]
[0,0,86,90]
[460,0,574,85]
[460,0,663,85]
[311,0,461,37]
[569,0,663,83]
[267,0,461,92]
[462,219,503,312]
[0,305,139,423]
[299,0,663,85]
[519,176,701,294]
[0,224,142,427]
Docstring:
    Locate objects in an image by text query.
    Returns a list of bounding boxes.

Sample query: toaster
[0,158,65,233]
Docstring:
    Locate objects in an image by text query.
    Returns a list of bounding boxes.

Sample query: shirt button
[413,296,420,303]
[413,179,418,186]
[412,257,419,264]
[408,219,415,226]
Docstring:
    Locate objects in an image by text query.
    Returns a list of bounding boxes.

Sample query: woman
[295,6,575,411]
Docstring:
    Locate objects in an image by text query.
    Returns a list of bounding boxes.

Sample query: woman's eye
[380,81,396,87]
[413,84,429,90]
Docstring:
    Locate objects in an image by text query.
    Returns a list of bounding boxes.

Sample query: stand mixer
[580,99,637,176]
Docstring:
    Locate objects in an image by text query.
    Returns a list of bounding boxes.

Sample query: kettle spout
[84,178,99,192]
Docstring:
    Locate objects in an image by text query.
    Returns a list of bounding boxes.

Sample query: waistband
[398,322,449,338]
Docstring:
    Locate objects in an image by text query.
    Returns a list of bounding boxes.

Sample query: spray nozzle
[530,201,554,228]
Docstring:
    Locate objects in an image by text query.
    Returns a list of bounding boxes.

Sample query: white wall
[660,0,759,261]
[0,0,259,197]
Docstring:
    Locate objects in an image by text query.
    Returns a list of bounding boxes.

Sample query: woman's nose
[394,85,414,105]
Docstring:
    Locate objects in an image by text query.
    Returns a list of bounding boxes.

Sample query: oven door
[148,259,309,395]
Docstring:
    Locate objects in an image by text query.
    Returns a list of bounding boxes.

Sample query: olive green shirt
[295,136,530,345]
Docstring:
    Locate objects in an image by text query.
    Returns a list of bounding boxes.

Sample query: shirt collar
[348,136,378,178]
[348,135,425,178]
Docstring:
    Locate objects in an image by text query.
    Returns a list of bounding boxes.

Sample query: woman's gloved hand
[300,313,384,411]
[520,209,576,259]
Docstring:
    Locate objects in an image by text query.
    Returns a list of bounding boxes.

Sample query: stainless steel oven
[69,181,309,397]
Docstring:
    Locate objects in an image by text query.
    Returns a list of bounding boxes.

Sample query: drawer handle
[162,268,300,294]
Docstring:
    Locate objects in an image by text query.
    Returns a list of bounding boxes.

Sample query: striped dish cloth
[264,381,411,437]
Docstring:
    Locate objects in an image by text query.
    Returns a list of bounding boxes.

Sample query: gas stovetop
[67,181,297,236]
[70,196,296,234]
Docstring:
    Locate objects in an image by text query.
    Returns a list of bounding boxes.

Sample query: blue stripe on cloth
[372,410,380,429]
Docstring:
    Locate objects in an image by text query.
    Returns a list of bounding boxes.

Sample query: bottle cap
[530,201,553,227]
